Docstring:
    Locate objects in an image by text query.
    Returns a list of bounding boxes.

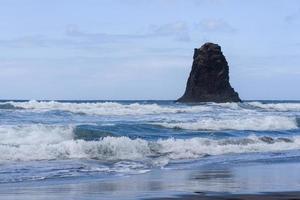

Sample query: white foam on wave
[6,100,212,115]
[249,102,300,111]
[0,124,74,145]
[155,116,298,131]
[0,136,151,162]
[156,135,300,159]
[0,124,300,163]
[210,102,242,110]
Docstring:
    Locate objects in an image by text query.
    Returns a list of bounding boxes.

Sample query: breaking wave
[1,124,300,162]
[0,124,73,145]
[2,100,300,116]
[248,102,300,112]
[2,100,212,115]
[155,116,298,131]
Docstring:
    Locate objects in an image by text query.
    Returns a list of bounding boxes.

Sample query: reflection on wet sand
[1,162,300,200]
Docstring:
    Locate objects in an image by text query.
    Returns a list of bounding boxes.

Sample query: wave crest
[0,124,73,145]
[0,124,300,162]
[4,100,212,115]
[249,102,300,111]
[155,116,298,131]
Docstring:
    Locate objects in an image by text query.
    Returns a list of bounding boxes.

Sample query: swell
[0,103,23,110]
[74,125,117,140]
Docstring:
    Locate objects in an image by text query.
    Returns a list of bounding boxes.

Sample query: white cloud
[148,22,191,42]
[0,22,191,49]
[197,19,236,33]
[67,22,191,42]
[149,22,187,35]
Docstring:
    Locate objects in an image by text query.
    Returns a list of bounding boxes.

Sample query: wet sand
[150,192,300,200]
[1,161,300,200]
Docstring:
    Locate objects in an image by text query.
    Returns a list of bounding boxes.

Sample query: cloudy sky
[0,0,299,100]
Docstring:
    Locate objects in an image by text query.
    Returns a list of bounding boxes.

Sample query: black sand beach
[150,192,300,200]
[1,160,300,200]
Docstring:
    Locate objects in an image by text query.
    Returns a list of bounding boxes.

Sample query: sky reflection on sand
[1,161,300,200]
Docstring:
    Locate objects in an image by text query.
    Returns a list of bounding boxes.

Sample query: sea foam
[248,102,300,111]
[0,124,73,145]
[155,116,298,131]
[4,100,212,115]
[0,124,300,162]
[3,101,300,116]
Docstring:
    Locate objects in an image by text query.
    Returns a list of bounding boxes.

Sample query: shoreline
[2,161,300,200]
[149,191,300,200]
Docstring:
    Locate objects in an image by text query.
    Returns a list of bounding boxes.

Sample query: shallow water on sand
[0,100,300,199]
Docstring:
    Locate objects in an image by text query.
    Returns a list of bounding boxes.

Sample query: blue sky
[0,0,299,100]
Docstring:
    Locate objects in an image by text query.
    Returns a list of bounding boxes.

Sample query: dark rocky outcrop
[177,42,241,103]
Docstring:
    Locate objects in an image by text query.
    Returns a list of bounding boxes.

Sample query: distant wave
[0,124,300,162]
[155,116,298,131]
[2,100,300,115]
[248,102,300,111]
[2,100,212,115]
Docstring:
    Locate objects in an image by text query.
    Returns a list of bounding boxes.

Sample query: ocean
[0,100,300,199]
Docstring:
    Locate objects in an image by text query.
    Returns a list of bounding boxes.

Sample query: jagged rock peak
[177,42,241,103]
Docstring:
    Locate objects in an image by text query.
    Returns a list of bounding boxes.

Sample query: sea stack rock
[177,42,241,103]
